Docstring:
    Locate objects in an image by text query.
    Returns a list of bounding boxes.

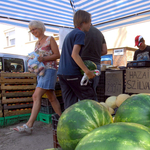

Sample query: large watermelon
[80,60,97,75]
[75,122,150,150]
[114,94,150,127]
[57,100,113,150]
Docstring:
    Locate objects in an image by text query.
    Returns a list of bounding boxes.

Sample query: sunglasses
[29,28,37,33]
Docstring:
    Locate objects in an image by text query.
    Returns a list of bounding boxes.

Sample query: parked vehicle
[0,53,28,72]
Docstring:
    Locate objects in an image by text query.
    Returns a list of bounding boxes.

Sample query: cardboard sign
[125,68,150,93]
[105,70,123,96]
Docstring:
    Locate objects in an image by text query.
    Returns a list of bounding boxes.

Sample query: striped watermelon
[75,122,150,150]
[57,100,113,150]
[114,94,150,127]
[80,60,97,75]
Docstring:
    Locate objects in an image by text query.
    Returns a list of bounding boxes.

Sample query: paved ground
[0,121,54,150]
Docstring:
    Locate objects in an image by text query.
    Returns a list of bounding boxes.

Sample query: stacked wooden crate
[0,94,3,117]
[0,72,36,117]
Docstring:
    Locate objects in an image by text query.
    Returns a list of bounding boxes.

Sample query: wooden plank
[0,78,36,83]
[4,109,32,117]
[2,91,34,97]
[1,85,36,90]
[0,72,36,77]
[0,112,3,117]
[4,103,33,110]
[2,97,33,104]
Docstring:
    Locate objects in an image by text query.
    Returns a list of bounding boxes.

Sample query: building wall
[0,24,59,56]
[102,21,150,49]
[0,21,150,58]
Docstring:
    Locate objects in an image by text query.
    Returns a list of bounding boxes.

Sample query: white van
[0,53,28,72]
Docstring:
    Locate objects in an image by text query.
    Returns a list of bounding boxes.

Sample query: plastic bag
[28,51,45,76]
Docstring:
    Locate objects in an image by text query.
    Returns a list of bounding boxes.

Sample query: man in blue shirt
[58,10,96,109]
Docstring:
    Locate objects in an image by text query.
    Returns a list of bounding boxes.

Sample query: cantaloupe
[105,96,117,109]
[108,107,115,115]
[116,94,130,107]
[100,102,109,110]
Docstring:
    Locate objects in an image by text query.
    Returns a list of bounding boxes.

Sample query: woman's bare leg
[26,87,46,128]
[46,90,62,116]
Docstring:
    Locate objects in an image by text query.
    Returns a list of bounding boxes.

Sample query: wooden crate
[4,109,32,117]
[0,94,2,117]
[0,72,36,116]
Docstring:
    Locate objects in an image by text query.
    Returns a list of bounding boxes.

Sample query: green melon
[114,94,150,127]
[80,60,97,75]
[57,100,113,150]
[75,122,150,150]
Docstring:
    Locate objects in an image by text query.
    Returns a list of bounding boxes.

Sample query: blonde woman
[14,20,62,133]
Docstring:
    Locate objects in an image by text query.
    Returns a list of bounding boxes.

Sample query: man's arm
[101,43,107,56]
[71,44,95,79]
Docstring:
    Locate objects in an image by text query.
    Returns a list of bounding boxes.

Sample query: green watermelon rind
[57,100,113,150]
[80,60,97,75]
[75,122,150,150]
[114,94,150,128]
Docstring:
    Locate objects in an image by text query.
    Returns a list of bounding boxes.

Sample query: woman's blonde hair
[29,20,46,32]
[73,10,91,28]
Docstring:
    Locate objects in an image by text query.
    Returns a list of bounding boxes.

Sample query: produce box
[42,81,61,98]
[42,90,62,99]
[0,72,36,116]
[0,106,3,117]
[38,113,52,124]
[0,117,4,127]
[40,105,55,114]
[52,113,61,148]
[41,97,64,107]
[4,115,20,126]
[0,94,3,117]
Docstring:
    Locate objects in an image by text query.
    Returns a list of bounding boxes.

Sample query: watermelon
[57,100,113,150]
[114,94,150,127]
[44,148,62,150]
[75,122,150,150]
[80,60,97,75]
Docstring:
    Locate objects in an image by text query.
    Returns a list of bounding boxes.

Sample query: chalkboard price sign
[105,70,123,96]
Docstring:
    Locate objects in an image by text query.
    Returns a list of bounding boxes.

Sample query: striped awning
[1,0,150,33]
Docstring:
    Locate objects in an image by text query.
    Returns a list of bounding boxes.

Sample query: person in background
[57,10,96,110]
[81,25,107,101]
[13,20,62,133]
[133,35,150,61]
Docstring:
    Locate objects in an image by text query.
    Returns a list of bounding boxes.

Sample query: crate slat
[2,97,33,104]
[0,78,36,83]
[4,109,32,117]
[4,103,33,110]
[0,72,36,77]
[2,91,34,97]
[1,85,36,90]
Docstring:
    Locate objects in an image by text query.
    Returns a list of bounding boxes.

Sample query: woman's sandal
[13,124,33,133]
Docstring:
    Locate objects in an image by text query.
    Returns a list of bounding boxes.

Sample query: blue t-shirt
[57,28,85,75]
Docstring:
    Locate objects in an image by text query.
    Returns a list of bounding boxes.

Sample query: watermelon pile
[75,122,150,150]
[56,93,150,150]
[114,94,150,127]
[57,100,113,150]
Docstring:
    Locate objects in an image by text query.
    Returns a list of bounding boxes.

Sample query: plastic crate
[18,113,31,122]
[0,117,5,127]
[40,105,55,114]
[52,114,61,148]
[38,113,52,124]
[41,98,51,106]
[42,90,62,99]
[4,115,19,126]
